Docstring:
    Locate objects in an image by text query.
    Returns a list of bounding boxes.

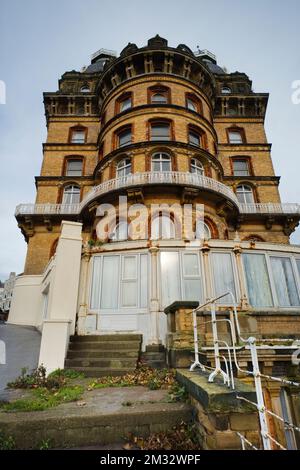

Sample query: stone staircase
[65,334,142,377]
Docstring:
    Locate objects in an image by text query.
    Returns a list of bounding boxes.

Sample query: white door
[89,253,148,332]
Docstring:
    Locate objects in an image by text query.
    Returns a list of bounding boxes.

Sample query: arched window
[110,221,128,241]
[195,221,211,240]
[190,158,204,175]
[116,158,131,177]
[236,184,255,204]
[151,215,175,240]
[62,185,80,204]
[151,152,171,172]
[221,87,232,95]
[80,85,90,93]
[149,85,170,104]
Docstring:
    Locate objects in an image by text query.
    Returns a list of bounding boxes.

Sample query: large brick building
[9,37,300,424]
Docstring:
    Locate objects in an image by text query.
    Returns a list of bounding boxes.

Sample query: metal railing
[189,291,300,450]
[15,172,300,217]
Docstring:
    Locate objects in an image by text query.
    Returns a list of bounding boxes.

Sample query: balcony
[15,172,300,218]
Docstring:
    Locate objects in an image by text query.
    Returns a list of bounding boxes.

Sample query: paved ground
[0,323,41,390]
[0,385,192,449]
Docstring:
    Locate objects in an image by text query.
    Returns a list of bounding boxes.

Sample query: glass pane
[189,132,200,146]
[151,124,170,140]
[242,253,273,307]
[152,161,161,171]
[161,161,171,172]
[119,130,131,147]
[100,256,119,308]
[211,253,236,304]
[229,131,242,144]
[233,160,249,176]
[123,256,137,279]
[296,259,300,278]
[67,160,82,176]
[183,279,201,301]
[152,93,167,103]
[161,252,181,307]
[270,257,300,307]
[71,131,85,143]
[122,281,137,307]
[183,253,200,276]
[120,97,132,112]
[140,254,148,308]
[187,99,197,111]
[90,257,102,310]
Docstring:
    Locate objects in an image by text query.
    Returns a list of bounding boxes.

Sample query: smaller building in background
[0,272,16,319]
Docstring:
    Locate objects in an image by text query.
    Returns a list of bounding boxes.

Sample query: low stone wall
[176,369,260,450]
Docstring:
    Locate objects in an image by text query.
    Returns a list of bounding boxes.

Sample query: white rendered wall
[8,275,43,327]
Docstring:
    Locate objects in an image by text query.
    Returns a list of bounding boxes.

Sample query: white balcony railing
[15,172,300,217]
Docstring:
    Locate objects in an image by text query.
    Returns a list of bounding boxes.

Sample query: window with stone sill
[117,127,132,148]
[150,122,171,141]
[66,159,83,177]
[228,129,244,144]
[232,159,250,176]
[70,129,86,144]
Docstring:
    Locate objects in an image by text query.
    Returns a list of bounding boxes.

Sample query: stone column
[39,221,82,373]
[233,245,249,309]
[77,251,91,335]
[149,246,160,344]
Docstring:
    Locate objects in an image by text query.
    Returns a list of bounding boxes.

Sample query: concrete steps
[65,334,142,377]
[0,386,193,449]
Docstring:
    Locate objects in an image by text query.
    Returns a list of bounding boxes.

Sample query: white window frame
[116,158,131,178]
[242,251,300,309]
[209,250,240,306]
[158,250,206,309]
[88,252,149,313]
[151,152,171,172]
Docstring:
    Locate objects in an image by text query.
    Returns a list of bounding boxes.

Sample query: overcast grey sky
[0,0,300,281]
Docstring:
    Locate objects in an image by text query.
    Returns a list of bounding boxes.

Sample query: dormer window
[80,85,90,93]
[221,87,232,94]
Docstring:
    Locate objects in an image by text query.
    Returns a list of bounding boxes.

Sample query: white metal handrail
[189,291,300,450]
